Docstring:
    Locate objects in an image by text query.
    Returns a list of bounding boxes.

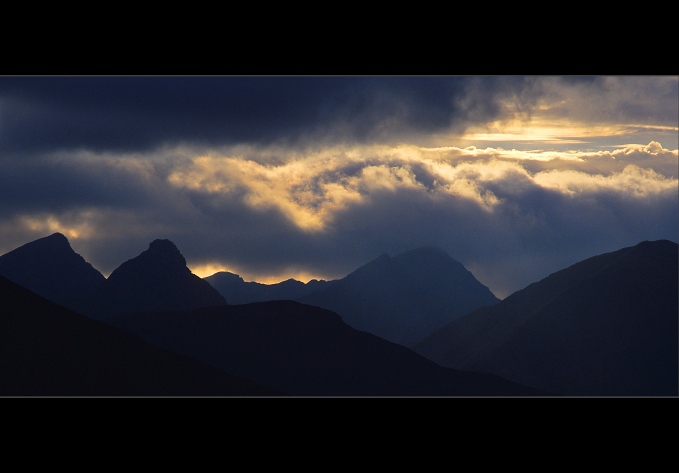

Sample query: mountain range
[410,240,678,396]
[295,247,500,345]
[205,271,333,305]
[0,234,544,396]
[1,233,676,396]
[205,246,500,346]
[0,234,227,320]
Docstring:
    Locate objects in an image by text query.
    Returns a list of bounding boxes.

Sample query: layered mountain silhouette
[108,300,548,396]
[3,232,675,396]
[0,274,280,396]
[410,240,679,397]
[80,239,227,320]
[205,272,333,305]
[0,232,106,312]
[295,247,500,346]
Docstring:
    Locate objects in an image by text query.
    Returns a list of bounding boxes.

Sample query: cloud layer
[0,76,677,298]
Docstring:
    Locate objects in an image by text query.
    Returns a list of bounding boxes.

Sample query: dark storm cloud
[0,76,541,154]
[536,76,679,126]
[0,156,159,218]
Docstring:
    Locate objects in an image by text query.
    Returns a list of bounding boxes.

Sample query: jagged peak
[107,239,188,279]
[148,239,181,255]
[47,232,69,241]
[0,232,75,259]
[141,239,186,267]
[34,232,72,250]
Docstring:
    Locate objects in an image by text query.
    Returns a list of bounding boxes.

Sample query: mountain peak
[107,239,189,283]
[299,245,499,345]
[0,232,106,310]
[22,232,73,253]
[632,239,677,253]
[148,238,181,254]
[85,239,226,319]
[135,239,187,268]
[46,231,69,243]
[205,271,245,283]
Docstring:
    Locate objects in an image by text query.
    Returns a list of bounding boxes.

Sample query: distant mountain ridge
[205,271,334,305]
[0,232,106,311]
[296,246,500,346]
[410,239,679,396]
[204,246,500,346]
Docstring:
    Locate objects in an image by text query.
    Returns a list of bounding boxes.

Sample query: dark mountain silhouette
[109,300,549,396]
[410,240,679,396]
[0,232,106,312]
[204,271,334,305]
[296,246,500,346]
[0,275,281,396]
[80,239,226,320]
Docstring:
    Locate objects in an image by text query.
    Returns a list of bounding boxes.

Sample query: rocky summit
[81,239,227,319]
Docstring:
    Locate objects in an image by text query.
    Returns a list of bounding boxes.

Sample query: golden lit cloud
[166,141,678,234]
[17,212,99,240]
[461,118,635,144]
[448,78,678,150]
[189,262,237,279]
[534,165,677,197]
[188,261,327,284]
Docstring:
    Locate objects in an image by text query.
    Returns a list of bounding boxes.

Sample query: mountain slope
[109,300,549,396]
[205,272,333,305]
[81,239,226,320]
[0,232,106,311]
[411,240,679,396]
[0,275,281,396]
[297,246,499,345]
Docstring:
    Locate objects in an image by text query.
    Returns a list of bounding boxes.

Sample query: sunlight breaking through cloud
[166,142,678,232]
[534,165,677,197]
[0,76,676,300]
[16,212,99,240]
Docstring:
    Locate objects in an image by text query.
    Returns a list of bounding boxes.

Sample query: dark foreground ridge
[0,274,282,396]
[110,300,549,396]
[411,240,679,396]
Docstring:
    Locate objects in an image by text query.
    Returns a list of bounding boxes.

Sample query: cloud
[156,140,679,296]
[0,77,676,298]
[0,76,557,155]
[454,77,679,150]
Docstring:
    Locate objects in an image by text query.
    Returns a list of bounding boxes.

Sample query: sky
[0,75,677,299]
